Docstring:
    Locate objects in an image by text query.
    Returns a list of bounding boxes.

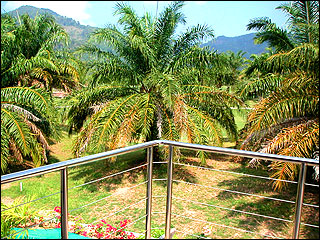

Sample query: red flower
[101,219,107,224]
[54,206,61,213]
[96,223,103,228]
[96,232,104,238]
[105,234,112,239]
[106,224,115,232]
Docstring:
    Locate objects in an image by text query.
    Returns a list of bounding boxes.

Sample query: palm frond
[277,1,319,44]
[247,82,318,133]
[247,17,295,52]
[173,24,214,55]
[239,73,283,100]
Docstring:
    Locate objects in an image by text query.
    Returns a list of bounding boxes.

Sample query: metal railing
[1,140,319,239]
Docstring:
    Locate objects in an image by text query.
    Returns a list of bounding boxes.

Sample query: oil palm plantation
[1,13,77,173]
[1,13,80,92]
[240,1,319,190]
[67,1,243,160]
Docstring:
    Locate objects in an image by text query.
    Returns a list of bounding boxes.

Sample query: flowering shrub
[81,219,136,239]
[53,206,136,239]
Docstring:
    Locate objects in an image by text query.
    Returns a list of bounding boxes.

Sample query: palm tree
[1,13,77,173]
[1,13,80,92]
[67,1,243,162]
[277,1,319,44]
[239,1,319,190]
[247,1,318,52]
[1,87,57,173]
[208,50,247,88]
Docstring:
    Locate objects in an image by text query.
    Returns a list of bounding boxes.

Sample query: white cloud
[5,1,92,25]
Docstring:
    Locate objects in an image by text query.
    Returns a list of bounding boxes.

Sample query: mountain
[201,33,270,59]
[3,5,98,50]
[3,6,269,57]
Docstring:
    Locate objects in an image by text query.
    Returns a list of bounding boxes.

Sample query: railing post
[165,145,174,239]
[145,147,153,239]
[61,168,69,239]
[292,163,307,239]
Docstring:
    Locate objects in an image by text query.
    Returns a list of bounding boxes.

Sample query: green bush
[1,196,41,239]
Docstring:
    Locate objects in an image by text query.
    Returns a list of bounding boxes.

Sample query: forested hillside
[3,5,97,49]
[201,33,269,59]
[4,5,267,56]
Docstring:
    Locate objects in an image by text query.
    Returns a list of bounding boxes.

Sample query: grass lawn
[1,107,319,239]
[2,148,319,239]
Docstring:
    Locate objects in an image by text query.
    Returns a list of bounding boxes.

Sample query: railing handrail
[160,140,319,165]
[1,140,318,184]
[0,140,160,184]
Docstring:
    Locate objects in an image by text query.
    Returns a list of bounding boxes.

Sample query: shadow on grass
[172,151,319,238]
[68,149,146,192]
[47,154,60,165]
[212,165,319,239]
[67,147,201,192]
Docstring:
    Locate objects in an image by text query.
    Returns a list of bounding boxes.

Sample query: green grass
[1,101,319,239]
[2,149,319,239]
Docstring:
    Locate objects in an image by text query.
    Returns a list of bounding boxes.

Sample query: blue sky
[1,1,289,37]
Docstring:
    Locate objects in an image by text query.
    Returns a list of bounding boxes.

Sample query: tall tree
[1,13,80,92]
[240,1,319,190]
[67,1,243,161]
[1,13,76,173]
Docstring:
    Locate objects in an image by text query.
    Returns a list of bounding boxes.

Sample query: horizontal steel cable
[304,183,319,187]
[173,179,319,208]
[172,196,293,223]
[174,162,319,187]
[153,161,168,164]
[2,164,148,212]
[174,162,297,184]
[70,163,148,190]
[153,178,167,181]
[91,197,147,225]
[300,222,319,228]
[173,179,295,204]
[1,191,60,212]
[5,216,57,239]
[172,213,283,239]
[69,181,147,213]
[175,195,318,228]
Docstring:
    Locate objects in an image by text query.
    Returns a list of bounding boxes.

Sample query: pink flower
[105,234,111,239]
[106,224,115,232]
[96,223,103,228]
[54,206,61,213]
[96,232,104,238]
[128,232,136,239]
[101,219,107,224]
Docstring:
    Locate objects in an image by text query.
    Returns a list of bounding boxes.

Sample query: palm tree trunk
[146,118,161,162]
